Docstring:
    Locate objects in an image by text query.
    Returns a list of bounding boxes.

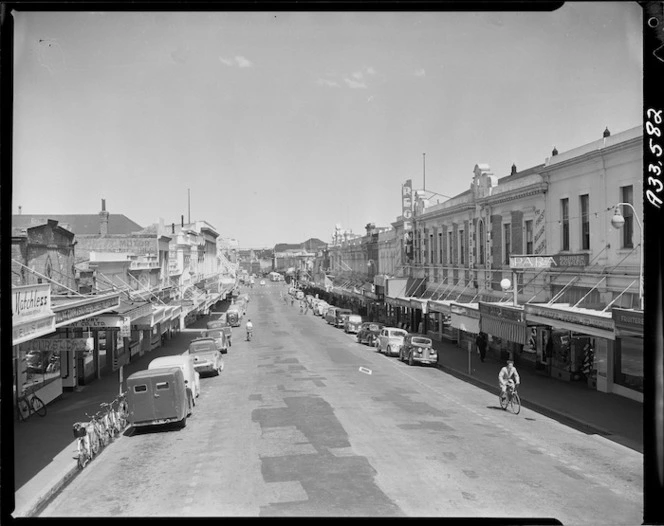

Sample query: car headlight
[415,348,422,354]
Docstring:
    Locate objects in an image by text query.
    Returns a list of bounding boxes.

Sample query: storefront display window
[16,346,61,395]
[427,313,441,334]
[614,335,643,393]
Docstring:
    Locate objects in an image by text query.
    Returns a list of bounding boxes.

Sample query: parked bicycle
[100,402,120,439]
[499,380,521,414]
[113,391,129,430]
[86,411,109,448]
[72,419,100,469]
[16,387,47,422]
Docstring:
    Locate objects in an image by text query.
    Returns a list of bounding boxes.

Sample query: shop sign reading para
[509,253,589,270]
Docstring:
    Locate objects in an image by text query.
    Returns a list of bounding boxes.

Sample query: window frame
[503,223,511,265]
[580,194,590,250]
[561,198,570,251]
[525,220,534,255]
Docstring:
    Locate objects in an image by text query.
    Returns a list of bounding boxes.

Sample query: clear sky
[12,5,642,248]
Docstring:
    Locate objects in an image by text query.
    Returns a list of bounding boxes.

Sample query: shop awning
[409,297,429,313]
[524,303,615,340]
[450,302,480,334]
[479,302,527,345]
[611,307,643,337]
[428,300,453,314]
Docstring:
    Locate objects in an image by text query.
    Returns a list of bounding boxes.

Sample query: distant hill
[274,238,327,253]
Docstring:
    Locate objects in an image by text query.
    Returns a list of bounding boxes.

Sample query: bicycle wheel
[31,396,47,417]
[77,444,88,470]
[511,393,521,414]
[89,427,101,456]
[499,392,508,410]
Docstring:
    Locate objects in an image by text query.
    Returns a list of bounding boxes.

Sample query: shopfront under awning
[450,302,480,334]
[479,302,527,345]
[524,303,615,340]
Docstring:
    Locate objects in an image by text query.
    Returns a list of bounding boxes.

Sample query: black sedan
[356,322,384,347]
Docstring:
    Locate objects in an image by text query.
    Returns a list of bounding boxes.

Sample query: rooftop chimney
[99,198,109,236]
[172,222,175,234]
[181,215,184,228]
[603,126,611,138]
[552,146,558,156]
[511,163,517,175]
[18,205,22,215]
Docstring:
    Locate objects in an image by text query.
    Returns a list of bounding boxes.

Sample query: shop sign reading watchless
[12,284,56,345]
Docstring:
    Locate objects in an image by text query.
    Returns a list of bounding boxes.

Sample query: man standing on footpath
[476,332,488,363]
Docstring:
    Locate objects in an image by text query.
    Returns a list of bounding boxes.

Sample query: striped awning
[480,315,527,345]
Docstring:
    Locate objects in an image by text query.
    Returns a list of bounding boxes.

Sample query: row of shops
[12,280,235,412]
[305,275,643,403]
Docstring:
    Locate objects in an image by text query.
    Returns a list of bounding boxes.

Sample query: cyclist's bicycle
[16,387,47,422]
[499,380,521,414]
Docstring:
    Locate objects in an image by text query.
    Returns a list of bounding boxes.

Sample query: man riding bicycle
[246,319,253,341]
[498,359,520,399]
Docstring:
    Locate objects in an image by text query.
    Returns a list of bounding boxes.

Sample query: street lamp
[611,203,643,310]
[501,277,518,306]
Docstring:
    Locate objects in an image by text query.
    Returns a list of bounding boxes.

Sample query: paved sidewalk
[430,337,643,453]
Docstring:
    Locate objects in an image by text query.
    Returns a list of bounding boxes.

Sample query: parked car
[344,314,363,333]
[148,354,201,400]
[325,307,340,325]
[126,367,192,429]
[377,327,408,357]
[202,328,229,354]
[187,337,224,376]
[335,309,353,328]
[357,322,384,346]
[400,334,437,366]
[314,301,329,316]
[226,308,241,327]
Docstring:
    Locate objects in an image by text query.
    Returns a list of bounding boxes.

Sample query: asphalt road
[40,283,643,521]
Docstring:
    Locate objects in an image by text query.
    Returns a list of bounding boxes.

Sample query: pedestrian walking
[476,332,487,363]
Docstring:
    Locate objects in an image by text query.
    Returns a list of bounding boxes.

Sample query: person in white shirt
[498,359,520,398]
[246,319,253,340]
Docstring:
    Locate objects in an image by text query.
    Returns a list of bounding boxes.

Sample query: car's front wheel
[387,345,392,356]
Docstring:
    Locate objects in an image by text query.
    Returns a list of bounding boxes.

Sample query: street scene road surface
[40,283,642,521]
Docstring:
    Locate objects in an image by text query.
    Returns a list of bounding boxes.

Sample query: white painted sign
[12,283,53,322]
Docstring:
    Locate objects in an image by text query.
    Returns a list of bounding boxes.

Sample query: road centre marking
[359,367,372,375]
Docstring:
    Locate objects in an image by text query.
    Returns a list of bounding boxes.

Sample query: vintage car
[400,334,438,366]
[357,322,384,346]
[148,355,201,400]
[202,328,229,354]
[187,337,224,376]
[377,327,409,357]
[226,308,241,327]
[335,309,353,328]
[126,367,192,429]
[325,306,340,325]
[314,301,329,316]
[344,314,363,333]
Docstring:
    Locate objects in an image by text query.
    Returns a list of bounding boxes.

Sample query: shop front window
[17,346,61,395]
[614,335,643,393]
